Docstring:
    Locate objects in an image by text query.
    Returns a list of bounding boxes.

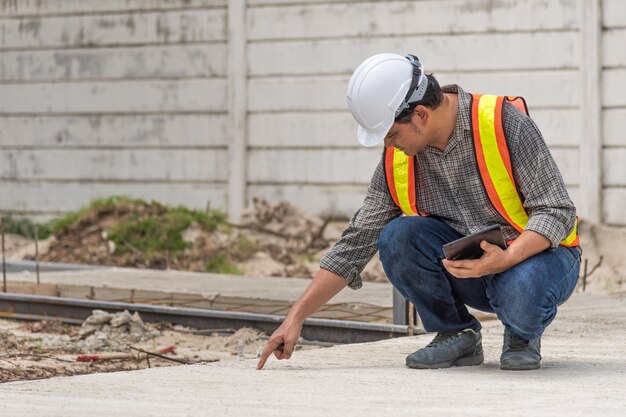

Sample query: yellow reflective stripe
[392,148,414,215]
[561,218,578,246]
[477,95,529,230]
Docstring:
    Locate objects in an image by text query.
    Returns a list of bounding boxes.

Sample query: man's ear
[412,105,428,125]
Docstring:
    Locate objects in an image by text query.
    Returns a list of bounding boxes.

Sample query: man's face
[383,111,429,156]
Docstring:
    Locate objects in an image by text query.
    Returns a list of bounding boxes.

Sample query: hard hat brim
[357,125,388,147]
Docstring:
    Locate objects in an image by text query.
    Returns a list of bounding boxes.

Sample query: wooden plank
[0,114,229,147]
[249,71,580,112]
[248,148,381,184]
[5,282,59,296]
[603,0,626,28]
[0,44,227,82]
[603,188,626,226]
[57,285,390,322]
[0,181,227,213]
[248,184,369,218]
[249,32,579,76]
[0,149,228,181]
[0,9,226,50]
[0,79,227,113]
[603,29,626,68]
[248,109,580,148]
[58,284,93,300]
[602,69,626,107]
[248,0,580,40]
[603,109,626,146]
[0,0,226,17]
[603,148,626,187]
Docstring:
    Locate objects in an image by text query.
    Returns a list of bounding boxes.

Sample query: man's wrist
[286,305,308,324]
[501,248,520,270]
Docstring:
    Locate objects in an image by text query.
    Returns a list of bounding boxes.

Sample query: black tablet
[442,225,507,261]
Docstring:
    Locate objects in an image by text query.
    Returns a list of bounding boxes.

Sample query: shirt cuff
[319,255,363,290]
[524,214,572,249]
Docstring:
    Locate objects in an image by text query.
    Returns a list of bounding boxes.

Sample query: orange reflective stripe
[474,94,529,233]
[384,147,420,216]
[472,95,521,231]
[385,147,400,208]
[472,93,578,247]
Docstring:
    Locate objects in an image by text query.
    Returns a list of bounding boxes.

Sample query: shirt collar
[424,84,471,155]
[442,84,472,132]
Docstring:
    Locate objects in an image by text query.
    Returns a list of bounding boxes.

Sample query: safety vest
[383,94,579,247]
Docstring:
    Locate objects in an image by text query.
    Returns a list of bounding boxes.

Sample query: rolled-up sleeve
[320,156,402,289]
[505,104,577,248]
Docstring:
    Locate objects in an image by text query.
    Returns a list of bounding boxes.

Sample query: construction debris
[75,345,177,362]
[1,316,318,383]
[77,310,159,351]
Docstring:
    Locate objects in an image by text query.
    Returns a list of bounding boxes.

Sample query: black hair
[395,74,444,124]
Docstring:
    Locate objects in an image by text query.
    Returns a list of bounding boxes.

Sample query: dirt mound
[30,197,237,272]
[15,196,363,280]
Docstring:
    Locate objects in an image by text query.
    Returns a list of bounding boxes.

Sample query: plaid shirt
[321,85,578,290]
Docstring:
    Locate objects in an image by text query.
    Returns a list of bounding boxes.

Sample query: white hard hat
[347,53,428,147]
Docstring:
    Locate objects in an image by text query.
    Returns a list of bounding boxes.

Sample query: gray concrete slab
[1,292,624,416]
[7,267,394,307]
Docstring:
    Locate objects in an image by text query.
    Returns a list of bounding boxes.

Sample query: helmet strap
[395,55,428,118]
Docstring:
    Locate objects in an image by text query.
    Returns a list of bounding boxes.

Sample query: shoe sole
[500,362,541,371]
[406,350,484,369]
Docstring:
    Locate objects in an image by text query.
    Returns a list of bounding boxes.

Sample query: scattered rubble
[76,310,159,351]
[0,312,320,383]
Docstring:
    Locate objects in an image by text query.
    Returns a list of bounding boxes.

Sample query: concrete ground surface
[0,292,624,416]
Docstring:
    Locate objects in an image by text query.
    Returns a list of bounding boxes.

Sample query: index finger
[256,339,284,370]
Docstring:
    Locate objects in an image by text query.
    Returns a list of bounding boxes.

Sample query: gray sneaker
[500,327,541,371]
[406,328,484,369]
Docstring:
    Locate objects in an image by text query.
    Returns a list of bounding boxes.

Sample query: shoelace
[508,334,530,351]
[426,331,462,348]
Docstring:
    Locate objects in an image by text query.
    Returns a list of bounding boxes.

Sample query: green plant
[46,195,230,260]
[205,255,242,275]
[50,195,148,234]
[231,235,259,261]
[1,216,53,240]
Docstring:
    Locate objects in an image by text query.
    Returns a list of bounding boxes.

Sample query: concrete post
[580,0,603,223]
[227,0,248,222]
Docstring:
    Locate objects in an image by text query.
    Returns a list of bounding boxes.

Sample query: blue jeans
[378,216,581,340]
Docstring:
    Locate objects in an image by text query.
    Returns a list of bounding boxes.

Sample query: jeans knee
[377,217,408,258]
[487,278,553,339]
[378,216,451,270]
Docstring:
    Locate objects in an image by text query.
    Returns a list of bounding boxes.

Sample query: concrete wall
[0,0,623,225]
